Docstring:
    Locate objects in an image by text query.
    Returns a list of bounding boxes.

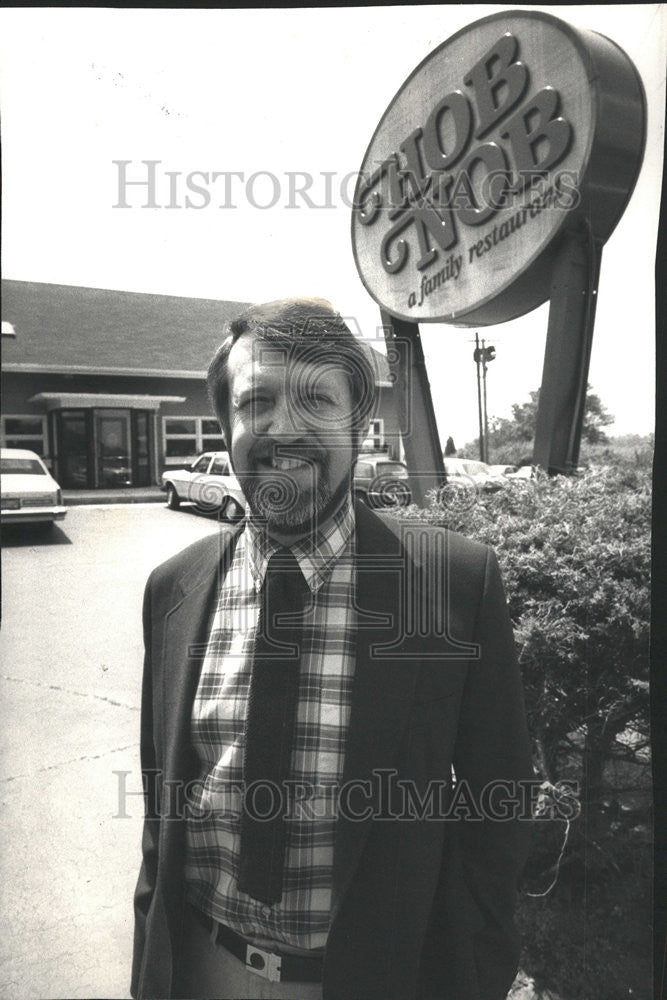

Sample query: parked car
[161,451,245,517]
[1,448,67,529]
[443,457,506,492]
[353,453,412,508]
[488,464,518,477]
[506,464,536,480]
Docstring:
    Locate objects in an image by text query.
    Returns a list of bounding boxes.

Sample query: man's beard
[239,462,350,536]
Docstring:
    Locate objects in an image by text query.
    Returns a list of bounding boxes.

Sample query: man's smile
[252,447,326,477]
[259,455,316,471]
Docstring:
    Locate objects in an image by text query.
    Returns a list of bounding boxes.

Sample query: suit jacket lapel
[331,503,421,918]
[161,524,244,786]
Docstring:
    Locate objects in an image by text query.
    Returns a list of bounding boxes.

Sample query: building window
[163,416,225,464]
[1,415,48,456]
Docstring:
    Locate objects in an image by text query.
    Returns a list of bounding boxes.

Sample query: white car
[1,448,68,528]
[161,451,245,518]
[506,464,536,480]
[488,464,518,477]
[443,457,505,492]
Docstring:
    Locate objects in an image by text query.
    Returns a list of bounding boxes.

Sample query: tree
[581,389,615,443]
[466,385,615,463]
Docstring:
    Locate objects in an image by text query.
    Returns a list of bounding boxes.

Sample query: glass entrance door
[58,410,92,488]
[95,409,132,487]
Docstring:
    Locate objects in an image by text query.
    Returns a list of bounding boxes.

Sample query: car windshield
[375,462,408,477]
[1,458,47,475]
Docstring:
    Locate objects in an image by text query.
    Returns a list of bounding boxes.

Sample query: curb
[64,491,165,507]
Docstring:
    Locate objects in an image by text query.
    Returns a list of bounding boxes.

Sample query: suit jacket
[131,501,533,1000]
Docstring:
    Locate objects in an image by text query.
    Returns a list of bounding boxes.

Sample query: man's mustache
[249,442,328,465]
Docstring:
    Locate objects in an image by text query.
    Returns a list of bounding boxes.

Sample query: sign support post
[533,228,603,473]
[380,310,445,506]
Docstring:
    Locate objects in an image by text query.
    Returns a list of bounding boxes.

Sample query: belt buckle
[245,944,282,983]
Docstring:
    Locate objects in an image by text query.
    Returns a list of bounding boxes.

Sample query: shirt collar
[245,494,354,594]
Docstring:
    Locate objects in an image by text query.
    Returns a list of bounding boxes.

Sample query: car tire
[387,482,411,507]
[213,496,240,521]
[166,484,180,510]
[353,488,369,507]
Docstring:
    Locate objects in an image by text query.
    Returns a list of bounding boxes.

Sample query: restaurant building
[1,280,398,489]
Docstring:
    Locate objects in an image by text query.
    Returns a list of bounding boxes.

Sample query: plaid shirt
[184,498,356,951]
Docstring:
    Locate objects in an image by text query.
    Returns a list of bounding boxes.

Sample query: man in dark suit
[132,298,533,1000]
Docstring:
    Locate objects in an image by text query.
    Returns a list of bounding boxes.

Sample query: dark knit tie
[238,547,308,905]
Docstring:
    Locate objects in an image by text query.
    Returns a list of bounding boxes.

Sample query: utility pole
[473,336,496,463]
[474,333,484,462]
[481,341,496,463]
[482,339,489,463]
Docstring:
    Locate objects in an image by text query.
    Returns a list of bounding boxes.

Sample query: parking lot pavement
[0,504,221,1000]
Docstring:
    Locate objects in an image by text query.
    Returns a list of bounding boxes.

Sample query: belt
[190,905,324,984]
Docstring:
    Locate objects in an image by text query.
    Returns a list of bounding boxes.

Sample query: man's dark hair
[206,297,377,450]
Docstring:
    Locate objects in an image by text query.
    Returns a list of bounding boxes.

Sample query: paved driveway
[0,504,220,1000]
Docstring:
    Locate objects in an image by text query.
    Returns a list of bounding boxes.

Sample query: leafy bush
[394,462,652,998]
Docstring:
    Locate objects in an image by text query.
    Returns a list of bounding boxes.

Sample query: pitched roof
[1,279,391,384]
[1,279,251,377]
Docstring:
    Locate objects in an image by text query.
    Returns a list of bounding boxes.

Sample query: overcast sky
[0,4,664,447]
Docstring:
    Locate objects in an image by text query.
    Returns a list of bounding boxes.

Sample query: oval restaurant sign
[351,10,645,326]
